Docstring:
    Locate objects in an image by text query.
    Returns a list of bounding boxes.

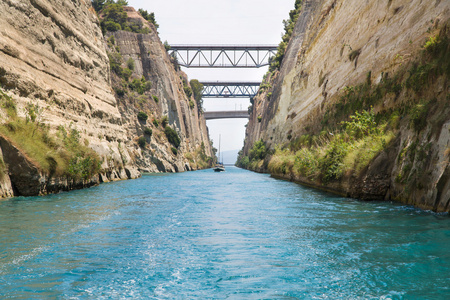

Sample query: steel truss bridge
[169,45,277,68]
[201,81,260,98]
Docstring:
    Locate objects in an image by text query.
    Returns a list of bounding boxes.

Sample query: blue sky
[126,0,295,152]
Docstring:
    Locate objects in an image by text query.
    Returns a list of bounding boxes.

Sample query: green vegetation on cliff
[241,29,449,193]
[0,89,101,180]
[138,9,159,29]
[164,126,181,148]
[269,0,303,72]
[268,109,394,183]
[185,142,214,169]
[107,49,152,97]
[92,0,158,34]
[190,79,204,113]
[236,139,267,170]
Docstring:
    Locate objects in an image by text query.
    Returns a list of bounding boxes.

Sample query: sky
[127,0,295,153]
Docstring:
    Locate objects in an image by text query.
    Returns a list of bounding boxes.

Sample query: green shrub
[68,154,102,181]
[342,108,378,139]
[164,126,180,148]
[0,89,16,117]
[92,0,106,12]
[138,9,159,29]
[137,136,146,148]
[190,79,204,112]
[319,137,348,182]
[121,68,132,81]
[257,115,262,123]
[409,102,429,132]
[126,58,135,71]
[184,85,193,98]
[115,87,125,97]
[152,95,159,103]
[423,35,440,53]
[171,147,178,155]
[164,41,171,51]
[129,76,151,94]
[152,119,159,127]
[102,20,121,32]
[295,148,320,178]
[237,155,250,168]
[100,3,127,33]
[161,115,168,128]
[137,111,148,122]
[108,52,123,75]
[144,127,152,136]
[249,139,267,162]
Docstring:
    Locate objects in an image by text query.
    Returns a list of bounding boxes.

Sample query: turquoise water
[0,167,449,299]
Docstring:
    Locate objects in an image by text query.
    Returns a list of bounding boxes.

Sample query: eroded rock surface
[243,0,450,211]
[0,2,212,197]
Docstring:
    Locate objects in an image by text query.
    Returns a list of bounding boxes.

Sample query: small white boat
[213,135,225,172]
[213,163,225,172]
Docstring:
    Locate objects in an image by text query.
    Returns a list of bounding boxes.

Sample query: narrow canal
[0,167,449,299]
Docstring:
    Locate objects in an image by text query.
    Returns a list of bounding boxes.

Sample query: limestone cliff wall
[243,0,450,211]
[0,1,212,197]
[109,7,212,173]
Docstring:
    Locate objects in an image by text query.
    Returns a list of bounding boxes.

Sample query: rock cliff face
[108,7,212,173]
[0,1,212,197]
[242,0,450,211]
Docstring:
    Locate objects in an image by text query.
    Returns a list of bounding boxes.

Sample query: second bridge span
[204,110,249,120]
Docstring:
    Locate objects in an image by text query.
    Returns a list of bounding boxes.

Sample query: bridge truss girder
[169,45,277,68]
[201,82,260,98]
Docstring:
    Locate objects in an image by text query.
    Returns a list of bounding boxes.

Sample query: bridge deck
[170,45,278,50]
[204,110,249,120]
[201,82,261,86]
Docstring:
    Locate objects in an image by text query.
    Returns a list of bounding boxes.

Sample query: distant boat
[213,134,225,172]
[213,163,225,172]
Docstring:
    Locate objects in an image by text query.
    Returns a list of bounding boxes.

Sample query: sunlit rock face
[243,0,450,211]
[0,1,212,196]
[111,7,212,173]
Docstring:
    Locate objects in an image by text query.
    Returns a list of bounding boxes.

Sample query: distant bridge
[169,45,277,68]
[204,110,249,120]
[201,82,260,98]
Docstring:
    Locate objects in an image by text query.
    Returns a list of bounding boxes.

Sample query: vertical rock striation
[243,0,450,211]
[109,7,212,173]
[0,1,212,197]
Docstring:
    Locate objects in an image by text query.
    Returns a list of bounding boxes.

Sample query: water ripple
[0,167,449,298]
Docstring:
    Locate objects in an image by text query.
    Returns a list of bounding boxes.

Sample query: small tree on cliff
[92,0,105,12]
[190,79,204,113]
[103,4,127,25]
[164,126,181,148]
[138,9,159,29]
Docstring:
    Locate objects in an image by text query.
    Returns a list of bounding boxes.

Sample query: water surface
[0,167,449,299]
